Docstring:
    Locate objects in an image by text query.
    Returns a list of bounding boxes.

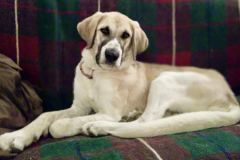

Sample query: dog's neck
[79,61,94,79]
[79,49,100,79]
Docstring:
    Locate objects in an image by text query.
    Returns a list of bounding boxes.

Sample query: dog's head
[77,12,148,69]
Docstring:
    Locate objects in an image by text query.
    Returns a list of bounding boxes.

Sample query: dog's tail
[109,105,240,138]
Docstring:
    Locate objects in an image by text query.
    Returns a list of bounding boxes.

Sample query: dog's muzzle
[97,38,123,68]
[105,48,119,63]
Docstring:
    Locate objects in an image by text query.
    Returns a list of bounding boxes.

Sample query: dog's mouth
[104,57,124,68]
[96,38,123,69]
[98,55,122,69]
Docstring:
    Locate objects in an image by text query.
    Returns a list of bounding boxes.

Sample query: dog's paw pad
[81,124,92,136]
[0,133,15,152]
[43,129,49,137]
[88,128,98,137]
[11,137,26,152]
[33,135,39,142]
[0,131,33,152]
[11,144,23,153]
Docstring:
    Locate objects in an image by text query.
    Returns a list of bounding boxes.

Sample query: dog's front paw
[49,118,82,138]
[82,121,113,137]
[0,130,34,152]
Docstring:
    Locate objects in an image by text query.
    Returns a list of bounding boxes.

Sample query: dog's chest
[74,70,115,111]
[75,78,99,110]
[74,64,148,115]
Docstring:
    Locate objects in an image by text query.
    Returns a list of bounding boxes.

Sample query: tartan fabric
[7,96,240,159]
[0,0,239,111]
[12,123,240,160]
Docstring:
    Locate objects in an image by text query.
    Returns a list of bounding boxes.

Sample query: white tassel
[14,0,20,66]
[98,0,101,12]
[171,0,176,68]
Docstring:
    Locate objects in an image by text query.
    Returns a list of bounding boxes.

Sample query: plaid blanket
[10,97,240,160]
[12,122,240,160]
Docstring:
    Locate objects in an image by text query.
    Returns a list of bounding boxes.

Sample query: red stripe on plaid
[156,51,191,66]
[79,42,87,56]
[0,34,39,64]
[19,35,39,62]
[0,33,16,61]
[176,51,191,66]
[0,2,90,16]
[156,54,172,65]
[21,63,40,85]
[227,66,240,87]
[227,44,240,66]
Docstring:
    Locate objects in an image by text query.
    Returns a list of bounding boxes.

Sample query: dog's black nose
[105,49,119,62]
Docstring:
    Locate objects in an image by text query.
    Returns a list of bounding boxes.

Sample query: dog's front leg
[0,105,90,152]
[49,113,121,138]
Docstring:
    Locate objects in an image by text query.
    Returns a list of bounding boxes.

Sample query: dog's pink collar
[79,61,94,79]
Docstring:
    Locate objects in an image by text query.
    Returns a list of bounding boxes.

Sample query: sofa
[0,0,240,159]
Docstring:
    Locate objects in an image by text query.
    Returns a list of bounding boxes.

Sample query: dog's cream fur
[0,12,240,152]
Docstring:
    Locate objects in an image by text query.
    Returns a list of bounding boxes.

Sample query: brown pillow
[0,54,43,134]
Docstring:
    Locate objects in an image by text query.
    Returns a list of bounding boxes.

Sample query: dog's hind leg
[136,71,223,122]
[137,72,182,122]
[0,104,91,152]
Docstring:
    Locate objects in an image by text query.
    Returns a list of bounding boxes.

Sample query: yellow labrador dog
[1,12,240,152]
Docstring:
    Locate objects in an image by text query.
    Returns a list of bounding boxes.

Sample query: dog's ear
[77,12,103,48]
[132,21,149,55]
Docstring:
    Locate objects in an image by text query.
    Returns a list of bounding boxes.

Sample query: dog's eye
[121,31,130,39]
[100,27,110,36]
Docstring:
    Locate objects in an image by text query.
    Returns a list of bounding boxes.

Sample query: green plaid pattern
[13,123,240,160]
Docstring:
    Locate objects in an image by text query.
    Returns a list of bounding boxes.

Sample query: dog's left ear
[132,21,149,55]
[77,12,103,48]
